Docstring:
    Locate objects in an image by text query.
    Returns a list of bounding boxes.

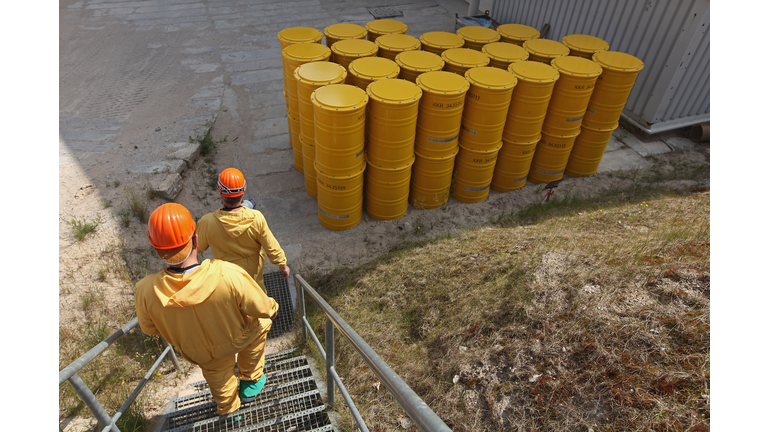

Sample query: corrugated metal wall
[491,0,710,133]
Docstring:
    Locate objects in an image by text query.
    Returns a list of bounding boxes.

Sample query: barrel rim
[331,38,379,57]
[497,23,540,41]
[366,78,423,104]
[282,42,332,61]
[375,33,421,51]
[364,152,416,170]
[294,62,348,85]
[416,70,470,95]
[508,60,560,83]
[550,56,603,77]
[523,39,570,58]
[349,57,400,79]
[592,51,644,72]
[324,23,368,39]
[482,42,530,62]
[561,34,610,53]
[365,19,408,35]
[580,122,620,133]
[419,31,465,49]
[441,48,491,68]
[395,50,445,71]
[456,25,501,43]
[464,66,518,89]
[311,84,369,111]
[278,27,324,44]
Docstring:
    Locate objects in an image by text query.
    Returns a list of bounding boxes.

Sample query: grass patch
[300,191,710,431]
[68,216,101,241]
[189,115,228,157]
[125,186,149,224]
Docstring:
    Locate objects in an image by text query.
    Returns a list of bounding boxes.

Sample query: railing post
[69,373,119,432]
[325,317,335,407]
[300,279,307,341]
[161,336,181,371]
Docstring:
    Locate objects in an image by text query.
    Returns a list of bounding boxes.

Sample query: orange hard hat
[148,203,196,264]
[218,168,247,197]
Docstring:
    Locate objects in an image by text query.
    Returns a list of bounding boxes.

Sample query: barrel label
[432,100,464,109]
[461,125,478,135]
[573,83,594,90]
[547,142,569,149]
[513,176,527,182]
[566,116,584,122]
[467,91,480,101]
[356,150,363,158]
[427,135,458,143]
[522,148,534,155]
[535,168,564,175]
[472,155,498,163]
[317,178,347,191]
[319,208,349,219]
[586,108,596,114]
[464,185,490,192]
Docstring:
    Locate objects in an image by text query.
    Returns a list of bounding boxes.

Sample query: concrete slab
[597,148,654,174]
[614,126,670,157]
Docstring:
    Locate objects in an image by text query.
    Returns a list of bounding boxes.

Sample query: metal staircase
[157,349,334,432]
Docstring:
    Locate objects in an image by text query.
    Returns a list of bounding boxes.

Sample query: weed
[189,115,228,156]
[97,267,108,282]
[117,208,132,227]
[68,216,101,241]
[102,199,113,209]
[616,130,629,143]
[114,180,121,188]
[125,186,149,223]
[81,291,96,310]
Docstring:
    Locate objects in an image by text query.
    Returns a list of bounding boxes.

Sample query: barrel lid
[497,23,540,41]
[416,71,470,95]
[482,42,529,62]
[592,51,644,72]
[295,62,347,85]
[278,27,323,45]
[376,33,421,51]
[456,26,501,44]
[550,55,602,77]
[332,39,378,57]
[349,57,400,79]
[508,61,560,83]
[282,43,331,61]
[420,31,465,49]
[311,84,369,111]
[367,78,423,104]
[523,39,570,59]
[324,23,367,40]
[395,50,445,71]
[365,19,408,35]
[561,34,610,53]
[464,67,517,90]
[441,48,490,68]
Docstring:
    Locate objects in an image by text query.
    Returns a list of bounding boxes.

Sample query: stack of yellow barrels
[523,38,570,64]
[347,57,400,91]
[365,79,423,219]
[294,62,348,198]
[456,25,500,51]
[281,42,332,173]
[453,67,517,202]
[365,19,408,42]
[496,23,539,46]
[441,48,490,75]
[323,23,367,47]
[491,61,559,191]
[565,50,644,177]
[527,56,603,184]
[419,31,465,55]
[312,84,369,230]
[482,42,529,69]
[395,50,445,83]
[375,33,421,60]
[410,71,470,208]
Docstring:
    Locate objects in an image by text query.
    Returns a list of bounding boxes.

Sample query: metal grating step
[189,357,310,393]
[167,377,319,428]
[263,271,295,338]
[264,348,299,363]
[175,365,316,411]
[192,405,332,432]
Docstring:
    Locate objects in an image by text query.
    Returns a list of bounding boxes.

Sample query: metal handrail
[59,317,180,432]
[295,274,452,432]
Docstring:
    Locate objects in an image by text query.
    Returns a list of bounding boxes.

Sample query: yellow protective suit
[135,259,279,415]
[196,208,287,291]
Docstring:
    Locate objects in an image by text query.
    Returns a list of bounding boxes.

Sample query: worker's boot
[239,374,267,403]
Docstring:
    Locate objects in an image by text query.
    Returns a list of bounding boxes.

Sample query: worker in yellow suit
[135,203,279,416]
[196,168,290,292]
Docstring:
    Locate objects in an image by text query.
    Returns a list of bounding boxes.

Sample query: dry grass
[303,191,710,432]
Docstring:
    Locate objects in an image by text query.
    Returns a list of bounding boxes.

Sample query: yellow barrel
[365,19,408,41]
[583,51,644,129]
[364,155,414,220]
[316,162,365,231]
[302,136,318,198]
[541,56,602,135]
[523,39,570,64]
[441,48,490,76]
[331,39,378,75]
[409,148,458,209]
[497,23,540,46]
[561,34,610,59]
[375,33,421,60]
[347,57,400,91]
[452,143,501,202]
[414,71,470,157]
[312,84,369,177]
[324,23,367,48]
[503,61,560,143]
[289,115,303,173]
[282,43,332,107]
[460,67,517,150]
[295,62,348,198]
[456,25,500,51]
[491,138,538,191]
[419,31,464,55]
[366,79,423,168]
[564,122,619,178]
[527,129,581,184]
[278,27,323,50]
[395,50,445,83]
[482,42,529,69]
